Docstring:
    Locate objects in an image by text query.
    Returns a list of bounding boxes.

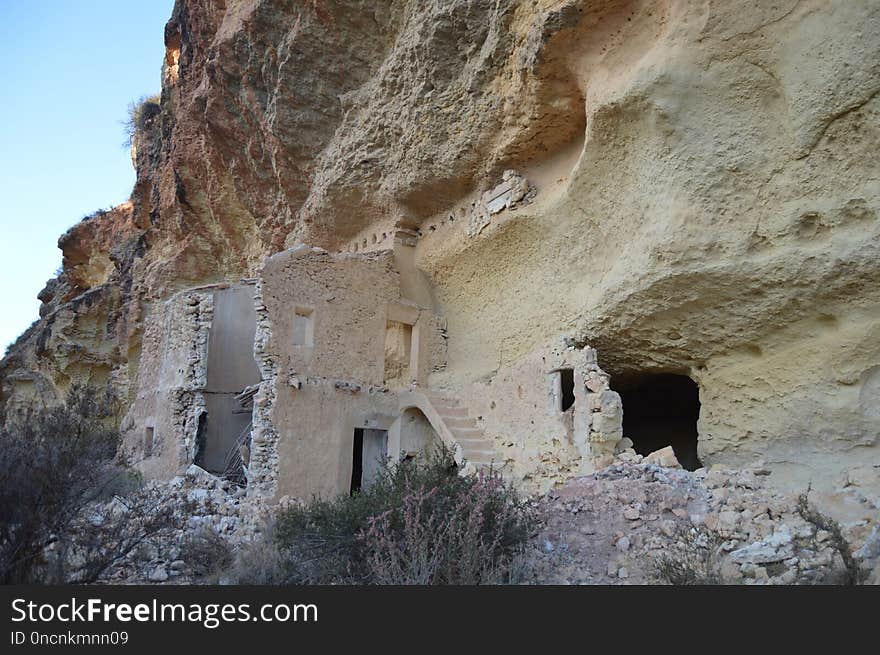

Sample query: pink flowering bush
[272,446,533,584]
[361,470,528,584]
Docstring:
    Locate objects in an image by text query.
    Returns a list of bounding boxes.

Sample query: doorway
[350,428,389,493]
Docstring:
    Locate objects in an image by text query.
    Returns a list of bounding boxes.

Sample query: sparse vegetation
[219,447,534,585]
[123,94,161,147]
[216,526,287,585]
[0,385,182,583]
[651,527,725,585]
[651,492,869,586]
[796,492,868,585]
[180,527,235,581]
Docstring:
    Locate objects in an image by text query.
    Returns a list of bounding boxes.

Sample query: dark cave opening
[615,373,702,471]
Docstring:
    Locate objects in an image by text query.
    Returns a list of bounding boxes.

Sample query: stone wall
[122,288,213,479]
[449,339,622,493]
[3,0,879,516]
[257,246,409,500]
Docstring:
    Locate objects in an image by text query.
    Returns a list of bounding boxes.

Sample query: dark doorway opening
[194,412,208,468]
[350,428,388,494]
[559,368,575,412]
[615,373,702,471]
[350,429,364,494]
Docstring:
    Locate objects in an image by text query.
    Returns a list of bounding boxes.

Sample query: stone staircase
[399,388,503,472]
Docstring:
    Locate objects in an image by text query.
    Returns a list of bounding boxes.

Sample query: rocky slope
[523,453,880,584]
[85,452,880,585]
[2,0,878,510]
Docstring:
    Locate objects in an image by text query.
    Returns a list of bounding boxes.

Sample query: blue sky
[0,0,175,351]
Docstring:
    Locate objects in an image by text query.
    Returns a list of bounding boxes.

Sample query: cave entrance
[350,428,388,494]
[615,373,701,471]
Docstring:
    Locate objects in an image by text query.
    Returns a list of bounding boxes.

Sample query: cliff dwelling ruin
[1,0,878,529]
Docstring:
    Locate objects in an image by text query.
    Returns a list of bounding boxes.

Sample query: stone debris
[87,451,880,586]
[623,507,641,521]
[730,528,796,565]
[97,469,265,585]
[467,170,535,236]
[3,2,879,565]
[643,446,681,469]
[519,457,880,585]
[148,565,169,583]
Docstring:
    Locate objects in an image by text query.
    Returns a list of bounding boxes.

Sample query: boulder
[730,527,796,565]
[644,446,682,469]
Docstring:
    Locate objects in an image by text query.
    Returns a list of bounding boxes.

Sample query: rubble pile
[523,448,880,585]
[90,448,878,585]
[95,465,264,584]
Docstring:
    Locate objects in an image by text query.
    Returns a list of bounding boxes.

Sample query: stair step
[455,437,493,447]
[470,458,505,468]
[445,417,476,429]
[468,452,502,462]
[437,406,468,418]
[460,446,495,455]
[462,448,497,458]
[425,392,459,404]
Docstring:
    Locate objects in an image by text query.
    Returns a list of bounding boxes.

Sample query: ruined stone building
[1,0,879,511]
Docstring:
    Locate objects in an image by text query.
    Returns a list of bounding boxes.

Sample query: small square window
[293,307,314,346]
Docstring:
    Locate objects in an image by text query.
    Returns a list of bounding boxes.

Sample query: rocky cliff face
[2,0,879,500]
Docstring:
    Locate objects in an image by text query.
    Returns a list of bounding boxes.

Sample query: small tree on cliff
[123,93,161,147]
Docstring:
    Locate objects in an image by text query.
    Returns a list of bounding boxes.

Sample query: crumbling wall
[122,289,212,479]
[4,0,880,512]
[455,338,622,493]
[248,277,281,501]
[410,0,880,499]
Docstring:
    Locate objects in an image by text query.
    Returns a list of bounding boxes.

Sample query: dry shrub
[220,528,288,585]
[123,94,161,146]
[361,472,527,584]
[180,527,234,580]
[0,384,183,583]
[796,492,868,586]
[270,446,533,584]
[651,527,725,585]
